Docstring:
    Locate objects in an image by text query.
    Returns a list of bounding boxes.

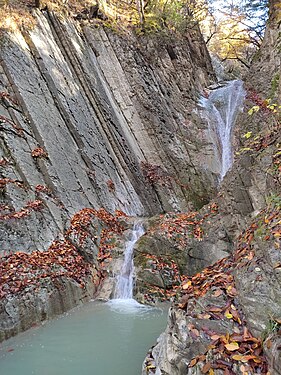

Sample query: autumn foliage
[140,203,218,302]
[0,241,90,299]
[0,199,44,220]
[0,207,127,300]
[149,202,218,247]
[31,147,48,158]
[174,204,281,375]
[141,161,173,188]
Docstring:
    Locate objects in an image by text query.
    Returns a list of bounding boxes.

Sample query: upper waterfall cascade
[200,80,246,181]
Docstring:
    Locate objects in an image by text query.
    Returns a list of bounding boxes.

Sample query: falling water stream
[108,221,145,313]
[0,222,167,375]
[200,80,246,181]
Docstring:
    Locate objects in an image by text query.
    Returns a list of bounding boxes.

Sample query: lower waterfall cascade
[114,222,145,300]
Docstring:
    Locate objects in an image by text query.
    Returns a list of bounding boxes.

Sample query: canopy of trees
[202,0,269,67]
[0,0,270,68]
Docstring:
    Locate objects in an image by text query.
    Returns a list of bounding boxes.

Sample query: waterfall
[199,80,245,181]
[114,222,145,300]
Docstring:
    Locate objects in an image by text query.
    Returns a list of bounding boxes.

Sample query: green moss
[262,318,281,341]
[270,73,280,98]
[266,193,281,209]
[134,253,148,268]
[251,49,261,62]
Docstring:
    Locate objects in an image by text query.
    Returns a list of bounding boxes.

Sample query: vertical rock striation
[0,10,216,254]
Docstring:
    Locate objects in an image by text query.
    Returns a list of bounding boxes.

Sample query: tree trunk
[136,0,145,30]
[268,0,281,23]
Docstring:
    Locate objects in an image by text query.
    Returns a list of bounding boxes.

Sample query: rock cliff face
[0,10,216,254]
[247,0,281,100]
[0,8,217,341]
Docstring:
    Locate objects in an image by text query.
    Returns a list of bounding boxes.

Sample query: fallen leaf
[225,342,239,351]
[232,354,245,361]
[191,328,200,337]
[197,313,211,319]
[198,354,206,362]
[188,358,197,367]
[247,251,254,260]
[211,334,221,341]
[208,306,223,313]
[225,311,233,319]
[266,339,272,349]
[182,280,192,289]
[202,361,211,373]
[213,289,223,297]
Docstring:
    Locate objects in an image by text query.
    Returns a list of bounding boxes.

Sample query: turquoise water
[0,300,167,375]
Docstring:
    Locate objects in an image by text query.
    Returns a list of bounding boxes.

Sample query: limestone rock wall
[246,0,281,100]
[140,3,281,372]
[142,204,281,375]
[0,9,216,254]
[0,275,96,342]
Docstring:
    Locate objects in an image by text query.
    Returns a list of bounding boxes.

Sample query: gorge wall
[0,9,217,254]
[141,1,281,373]
[0,8,218,341]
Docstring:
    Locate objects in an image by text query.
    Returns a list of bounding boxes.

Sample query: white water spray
[104,223,144,307]
[108,222,147,314]
[114,222,144,299]
[200,80,245,181]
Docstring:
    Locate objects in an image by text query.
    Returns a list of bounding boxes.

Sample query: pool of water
[0,300,168,375]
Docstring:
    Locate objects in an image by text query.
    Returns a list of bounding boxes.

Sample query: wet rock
[0,276,95,342]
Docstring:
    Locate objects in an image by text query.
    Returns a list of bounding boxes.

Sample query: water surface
[0,300,167,375]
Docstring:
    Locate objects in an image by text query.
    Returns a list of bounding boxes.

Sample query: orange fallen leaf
[198,354,206,362]
[247,251,254,260]
[197,313,211,319]
[266,339,272,349]
[213,289,223,297]
[225,342,239,351]
[202,361,211,373]
[191,328,200,337]
[232,354,245,361]
[188,358,197,367]
[208,306,223,313]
